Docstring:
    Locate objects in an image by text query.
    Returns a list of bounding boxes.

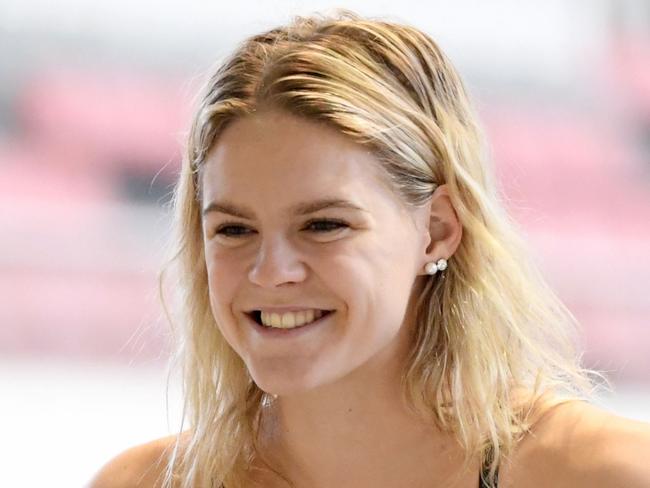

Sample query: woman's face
[201,109,430,396]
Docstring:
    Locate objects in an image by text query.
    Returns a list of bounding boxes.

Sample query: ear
[418,184,462,274]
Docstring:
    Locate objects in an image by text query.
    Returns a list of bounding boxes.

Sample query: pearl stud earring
[424,258,448,275]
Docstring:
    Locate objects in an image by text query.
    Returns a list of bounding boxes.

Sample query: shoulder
[85,433,185,488]
[502,399,650,488]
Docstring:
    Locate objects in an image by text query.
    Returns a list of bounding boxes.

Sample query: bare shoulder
[86,433,186,488]
[502,400,650,488]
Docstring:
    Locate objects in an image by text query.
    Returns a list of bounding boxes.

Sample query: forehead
[201,110,402,214]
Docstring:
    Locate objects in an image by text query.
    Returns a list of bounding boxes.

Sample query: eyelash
[214,219,349,238]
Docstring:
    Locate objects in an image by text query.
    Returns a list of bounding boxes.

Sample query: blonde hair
[161,10,597,488]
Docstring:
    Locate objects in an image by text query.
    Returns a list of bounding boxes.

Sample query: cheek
[203,251,253,357]
[204,248,247,318]
[344,233,417,326]
[326,237,411,316]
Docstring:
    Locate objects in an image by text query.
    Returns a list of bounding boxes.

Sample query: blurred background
[1,0,649,486]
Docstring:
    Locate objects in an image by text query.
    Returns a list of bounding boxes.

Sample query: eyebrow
[201,198,367,219]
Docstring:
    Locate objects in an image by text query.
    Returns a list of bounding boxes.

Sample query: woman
[89,10,650,488]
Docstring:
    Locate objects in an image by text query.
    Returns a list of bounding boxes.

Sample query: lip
[244,310,335,339]
[246,306,332,313]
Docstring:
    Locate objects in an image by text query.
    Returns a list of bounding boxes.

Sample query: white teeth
[281,313,295,328]
[305,309,314,323]
[270,313,281,328]
[258,309,328,329]
[295,311,306,327]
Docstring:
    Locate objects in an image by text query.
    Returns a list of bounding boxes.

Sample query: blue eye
[212,219,348,239]
[215,224,253,237]
[304,219,349,232]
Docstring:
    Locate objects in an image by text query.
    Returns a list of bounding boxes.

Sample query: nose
[248,235,308,288]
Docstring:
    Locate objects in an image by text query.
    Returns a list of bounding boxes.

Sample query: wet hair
[161,9,596,488]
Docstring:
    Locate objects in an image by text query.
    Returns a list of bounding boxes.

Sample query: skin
[87,110,650,488]
[199,109,465,487]
[199,109,458,396]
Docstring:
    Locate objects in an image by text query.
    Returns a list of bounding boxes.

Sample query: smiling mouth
[248,309,334,329]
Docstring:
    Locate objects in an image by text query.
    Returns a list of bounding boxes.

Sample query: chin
[248,361,336,398]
